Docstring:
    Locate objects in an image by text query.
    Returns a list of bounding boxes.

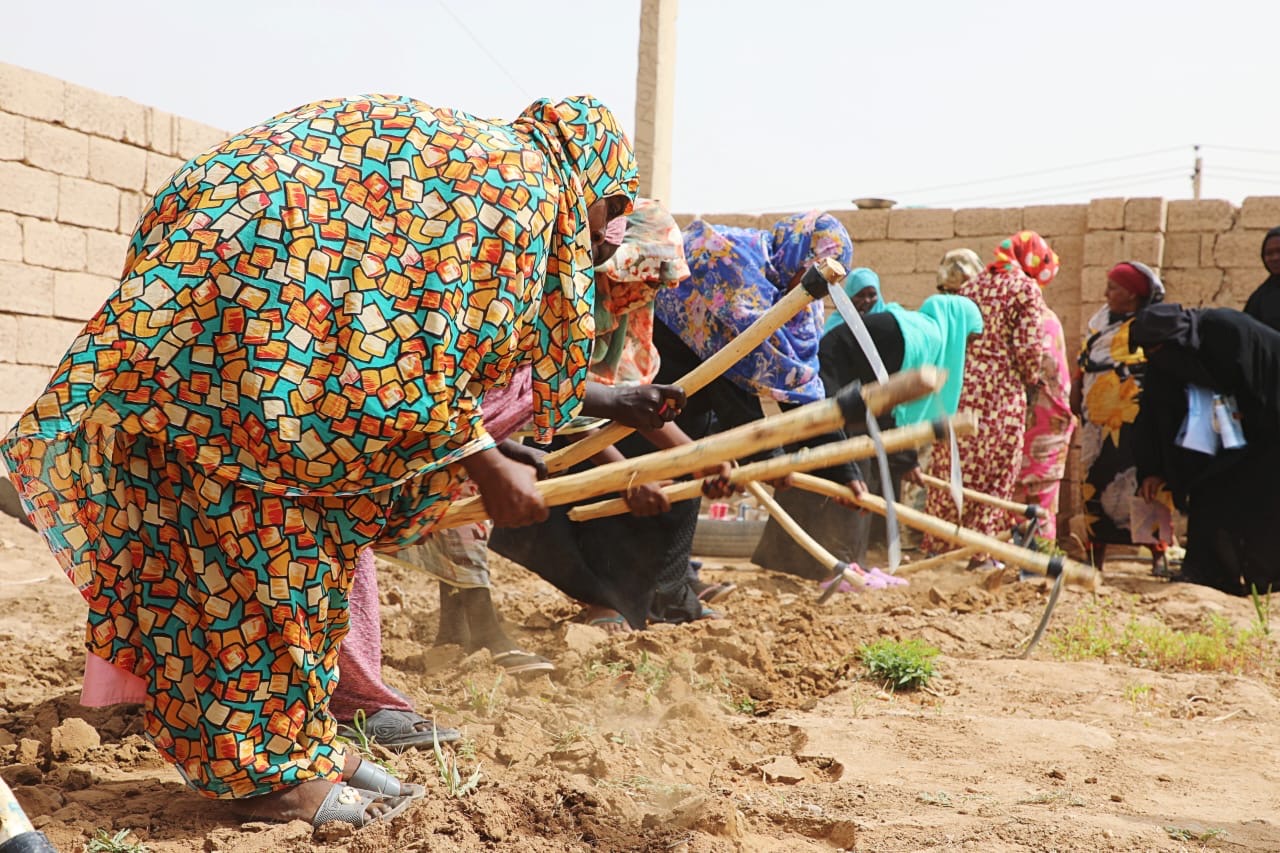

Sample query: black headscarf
[1129,303,1200,351]
[1130,304,1212,389]
[1242,226,1280,332]
[1263,226,1280,265]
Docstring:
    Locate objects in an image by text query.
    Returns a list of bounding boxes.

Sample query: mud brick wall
[0,61,226,438]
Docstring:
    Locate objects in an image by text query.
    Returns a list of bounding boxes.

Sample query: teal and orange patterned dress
[0,94,636,798]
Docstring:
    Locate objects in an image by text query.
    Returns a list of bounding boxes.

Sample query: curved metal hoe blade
[1020,568,1065,659]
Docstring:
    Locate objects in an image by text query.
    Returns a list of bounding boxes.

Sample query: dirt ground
[3,510,1278,853]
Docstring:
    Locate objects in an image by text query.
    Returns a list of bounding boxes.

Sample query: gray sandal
[491,649,556,675]
[311,782,416,829]
[337,708,461,751]
[347,759,425,798]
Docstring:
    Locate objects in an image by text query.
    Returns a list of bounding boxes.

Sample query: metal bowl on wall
[852,198,896,210]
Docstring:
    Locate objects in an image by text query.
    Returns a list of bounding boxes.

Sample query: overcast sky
[5,0,1278,214]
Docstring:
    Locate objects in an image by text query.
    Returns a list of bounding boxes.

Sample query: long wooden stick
[893,533,1013,576]
[790,473,1099,590]
[567,411,975,522]
[897,546,980,574]
[543,257,848,474]
[918,472,1047,520]
[435,368,942,530]
[745,481,867,589]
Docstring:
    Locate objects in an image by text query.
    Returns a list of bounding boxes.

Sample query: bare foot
[581,605,631,634]
[228,753,399,824]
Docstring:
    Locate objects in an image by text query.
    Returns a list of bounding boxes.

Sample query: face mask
[603,216,627,246]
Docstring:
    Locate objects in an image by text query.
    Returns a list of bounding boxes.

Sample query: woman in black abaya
[1242,226,1280,331]
[1130,304,1280,595]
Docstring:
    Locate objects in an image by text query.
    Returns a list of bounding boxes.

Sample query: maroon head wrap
[1108,262,1152,299]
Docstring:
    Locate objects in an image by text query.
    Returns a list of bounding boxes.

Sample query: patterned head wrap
[990,231,1060,286]
[592,199,688,385]
[513,95,639,438]
[768,211,855,285]
[597,199,687,315]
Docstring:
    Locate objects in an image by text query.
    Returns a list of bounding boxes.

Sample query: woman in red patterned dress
[921,231,1058,567]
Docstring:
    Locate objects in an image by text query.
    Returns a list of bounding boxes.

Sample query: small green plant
[551,724,590,752]
[916,791,953,807]
[604,774,693,800]
[1122,682,1153,712]
[333,708,394,772]
[633,651,671,698]
[585,659,629,681]
[585,653,670,701]
[1164,825,1226,843]
[711,675,760,715]
[860,638,939,690]
[1250,584,1272,636]
[87,829,150,853]
[464,673,505,716]
[344,708,376,752]
[455,737,477,761]
[1051,600,1273,674]
[432,724,482,798]
[1018,789,1084,807]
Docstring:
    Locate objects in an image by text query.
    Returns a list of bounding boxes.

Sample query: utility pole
[1192,144,1202,200]
[634,0,678,203]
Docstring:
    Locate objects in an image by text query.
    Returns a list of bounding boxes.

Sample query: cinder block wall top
[679,199,1280,347]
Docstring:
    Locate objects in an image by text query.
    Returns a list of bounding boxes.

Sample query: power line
[1202,144,1280,157]
[876,147,1187,199]
[732,148,1193,213]
[979,174,1190,207]
[733,167,1191,213]
[933,167,1188,208]
[1211,166,1280,180]
[725,147,1273,213]
[737,197,853,215]
[436,0,535,101]
[1209,174,1280,185]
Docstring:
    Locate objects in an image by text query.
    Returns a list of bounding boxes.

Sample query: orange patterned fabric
[0,93,635,797]
[591,198,688,386]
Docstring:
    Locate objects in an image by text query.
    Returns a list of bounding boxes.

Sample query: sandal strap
[347,759,401,796]
[312,783,381,829]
